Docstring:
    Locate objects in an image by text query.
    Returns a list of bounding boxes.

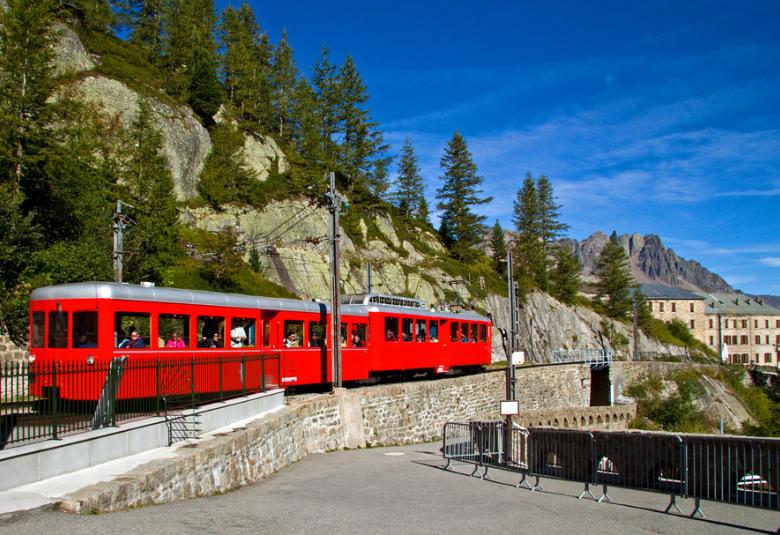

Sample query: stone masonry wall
[59,366,618,513]
[0,334,27,364]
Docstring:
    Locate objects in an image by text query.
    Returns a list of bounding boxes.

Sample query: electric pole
[112,200,134,282]
[326,172,343,389]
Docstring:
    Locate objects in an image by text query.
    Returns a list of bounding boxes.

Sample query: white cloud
[760,257,780,267]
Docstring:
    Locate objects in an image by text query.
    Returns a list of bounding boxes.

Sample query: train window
[416,319,427,342]
[115,312,150,348]
[31,312,44,348]
[263,321,270,347]
[159,314,190,348]
[450,322,459,343]
[73,312,98,348]
[470,324,478,343]
[341,323,348,347]
[48,311,68,348]
[401,318,413,342]
[479,324,487,342]
[429,321,439,343]
[197,316,225,348]
[308,322,326,348]
[384,317,398,341]
[352,324,366,348]
[230,318,256,348]
[283,320,303,347]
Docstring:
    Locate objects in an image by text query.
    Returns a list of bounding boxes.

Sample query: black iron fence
[442,421,780,517]
[1,353,281,449]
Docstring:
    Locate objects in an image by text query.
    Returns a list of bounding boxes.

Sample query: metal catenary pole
[327,172,343,389]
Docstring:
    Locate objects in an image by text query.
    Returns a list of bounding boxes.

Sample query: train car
[28,282,492,401]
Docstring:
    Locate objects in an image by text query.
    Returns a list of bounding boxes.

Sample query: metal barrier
[686,434,780,516]
[552,349,612,368]
[442,422,780,517]
[0,353,281,449]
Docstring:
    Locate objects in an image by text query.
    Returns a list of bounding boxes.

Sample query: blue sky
[224,0,780,295]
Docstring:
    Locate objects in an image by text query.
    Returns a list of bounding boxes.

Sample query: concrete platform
[1,442,778,534]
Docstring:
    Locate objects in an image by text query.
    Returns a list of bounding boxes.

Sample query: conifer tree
[489,221,507,274]
[368,157,391,201]
[310,47,340,174]
[271,30,298,144]
[198,108,258,207]
[71,0,116,31]
[394,138,425,218]
[595,232,634,319]
[121,100,181,284]
[118,0,166,63]
[435,133,492,260]
[537,174,569,257]
[0,0,56,201]
[292,77,324,183]
[417,196,430,224]
[219,3,273,130]
[513,173,543,287]
[549,245,582,305]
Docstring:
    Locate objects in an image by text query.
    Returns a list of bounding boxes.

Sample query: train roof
[31,283,489,322]
[31,282,330,314]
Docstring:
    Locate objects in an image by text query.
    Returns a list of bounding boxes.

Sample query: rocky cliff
[564,232,733,293]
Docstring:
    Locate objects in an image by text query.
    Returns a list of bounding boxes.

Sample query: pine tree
[120,100,181,284]
[368,156,391,201]
[0,0,56,200]
[513,173,543,287]
[271,30,298,144]
[219,3,273,130]
[435,132,492,261]
[537,174,569,262]
[198,108,258,207]
[164,0,222,122]
[489,221,507,274]
[71,0,116,31]
[118,0,166,63]
[595,232,634,319]
[291,77,324,184]
[310,47,340,175]
[395,138,425,218]
[417,196,430,224]
[549,244,582,305]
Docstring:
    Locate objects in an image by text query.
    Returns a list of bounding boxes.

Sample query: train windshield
[73,312,98,348]
[48,311,68,348]
[31,312,44,348]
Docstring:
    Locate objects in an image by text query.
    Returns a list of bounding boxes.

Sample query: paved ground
[0,442,777,535]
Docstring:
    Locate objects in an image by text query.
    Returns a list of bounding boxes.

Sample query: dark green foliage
[489,221,507,274]
[595,232,634,319]
[120,100,181,284]
[513,173,568,292]
[198,111,258,207]
[70,0,116,32]
[718,366,780,437]
[626,370,714,433]
[188,45,223,122]
[549,244,581,304]
[271,30,298,143]
[435,133,492,261]
[219,3,272,130]
[394,138,426,219]
[115,0,166,63]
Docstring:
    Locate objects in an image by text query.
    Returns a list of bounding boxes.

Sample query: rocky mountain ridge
[563,232,734,294]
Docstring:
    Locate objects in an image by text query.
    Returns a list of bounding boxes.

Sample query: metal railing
[0,353,281,449]
[442,422,780,517]
[552,349,613,367]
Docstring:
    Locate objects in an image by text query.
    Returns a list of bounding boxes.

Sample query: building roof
[633,283,705,300]
[700,293,780,316]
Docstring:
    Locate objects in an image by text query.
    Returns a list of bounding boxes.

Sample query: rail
[552,349,612,368]
[0,353,281,449]
[442,421,780,517]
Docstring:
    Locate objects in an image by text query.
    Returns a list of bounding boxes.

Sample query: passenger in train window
[385,330,397,342]
[166,331,185,348]
[285,332,299,347]
[197,334,211,348]
[209,332,222,348]
[310,331,322,347]
[230,326,247,348]
[351,332,363,347]
[120,328,146,349]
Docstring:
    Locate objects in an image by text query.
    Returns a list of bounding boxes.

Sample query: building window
[741,335,748,345]
[765,319,769,328]
[659,303,664,312]
[765,353,772,363]
[735,320,740,329]
[709,336,714,345]
[708,319,713,329]
[776,320,780,329]
[690,320,695,329]
[671,303,676,312]
[755,335,761,345]
[755,319,759,328]
[690,303,695,313]
[766,335,770,345]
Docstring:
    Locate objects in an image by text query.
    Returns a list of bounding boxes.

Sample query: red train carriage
[28,283,492,401]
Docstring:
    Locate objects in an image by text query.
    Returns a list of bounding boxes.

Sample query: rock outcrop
[567,232,733,293]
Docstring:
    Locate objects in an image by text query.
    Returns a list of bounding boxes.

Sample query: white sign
[511,351,525,366]
[500,400,520,415]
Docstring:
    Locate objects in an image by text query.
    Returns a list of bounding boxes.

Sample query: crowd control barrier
[441,421,780,518]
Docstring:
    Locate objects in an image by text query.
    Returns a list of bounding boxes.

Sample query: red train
[28,282,492,400]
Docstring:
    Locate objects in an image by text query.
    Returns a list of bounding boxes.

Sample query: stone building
[638,283,780,368]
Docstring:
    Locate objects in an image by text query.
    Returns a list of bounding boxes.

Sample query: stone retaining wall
[0,334,27,364]
[513,404,637,431]
[58,368,619,513]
